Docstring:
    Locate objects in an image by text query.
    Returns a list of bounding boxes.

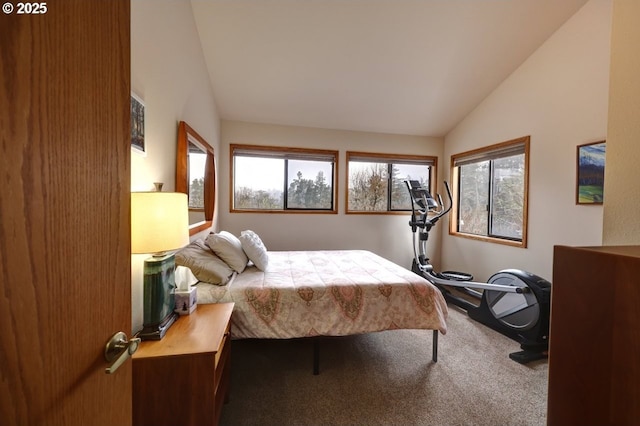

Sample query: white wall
[218,120,443,268]
[603,0,640,244]
[130,1,221,333]
[441,0,612,281]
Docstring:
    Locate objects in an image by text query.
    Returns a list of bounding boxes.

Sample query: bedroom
[130,0,618,331]
[2,0,639,424]
[129,2,637,422]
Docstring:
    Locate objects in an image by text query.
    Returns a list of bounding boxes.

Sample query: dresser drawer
[133,303,234,426]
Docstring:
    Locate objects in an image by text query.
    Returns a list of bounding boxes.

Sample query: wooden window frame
[345,151,437,215]
[449,136,530,248]
[230,144,339,214]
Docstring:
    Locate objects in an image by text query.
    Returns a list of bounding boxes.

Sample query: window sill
[449,231,527,248]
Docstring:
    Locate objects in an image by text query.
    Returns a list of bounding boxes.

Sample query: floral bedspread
[195,250,448,339]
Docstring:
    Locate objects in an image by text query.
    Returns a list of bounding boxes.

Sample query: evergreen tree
[287,170,331,208]
[314,171,332,208]
[458,154,524,238]
[390,165,410,210]
[491,155,524,238]
[189,177,204,208]
[459,161,489,235]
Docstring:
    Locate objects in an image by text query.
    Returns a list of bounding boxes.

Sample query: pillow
[239,230,269,271]
[192,238,210,251]
[205,231,248,273]
[175,240,234,285]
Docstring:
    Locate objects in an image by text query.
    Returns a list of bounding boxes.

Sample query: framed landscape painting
[576,140,606,204]
[131,93,145,154]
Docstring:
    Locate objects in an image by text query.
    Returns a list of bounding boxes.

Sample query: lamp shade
[131,192,190,254]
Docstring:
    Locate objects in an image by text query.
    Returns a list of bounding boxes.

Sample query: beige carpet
[219,306,548,426]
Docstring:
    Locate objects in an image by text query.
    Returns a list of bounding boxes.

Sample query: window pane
[286,159,333,209]
[348,161,388,211]
[491,154,524,239]
[390,163,431,210]
[234,156,284,209]
[458,161,489,235]
[188,147,206,209]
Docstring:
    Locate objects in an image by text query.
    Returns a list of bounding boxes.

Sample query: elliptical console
[405,180,551,364]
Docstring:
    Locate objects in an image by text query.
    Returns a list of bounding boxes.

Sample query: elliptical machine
[405,180,551,364]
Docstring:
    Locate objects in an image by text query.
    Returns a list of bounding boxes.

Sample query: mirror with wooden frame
[176,121,215,236]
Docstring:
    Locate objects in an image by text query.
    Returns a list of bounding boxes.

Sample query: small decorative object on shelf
[174,287,197,315]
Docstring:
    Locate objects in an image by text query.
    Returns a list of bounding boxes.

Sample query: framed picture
[131,92,145,154]
[576,140,606,204]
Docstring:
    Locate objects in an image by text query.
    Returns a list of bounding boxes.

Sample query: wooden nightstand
[132,303,234,426]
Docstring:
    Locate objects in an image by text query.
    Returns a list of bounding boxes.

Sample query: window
[231,144,338,213]
[450,136,529,247]
[187,141,207,209]
[346,152,436,213]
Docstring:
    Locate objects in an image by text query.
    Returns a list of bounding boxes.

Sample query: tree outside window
[231,145,337,213]
[347,152,436,213]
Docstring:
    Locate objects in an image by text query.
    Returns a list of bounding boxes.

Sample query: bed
[175,231,448,372]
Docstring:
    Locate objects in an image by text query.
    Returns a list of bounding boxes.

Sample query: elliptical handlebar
[428,181,453,225]
[405,179,456,233]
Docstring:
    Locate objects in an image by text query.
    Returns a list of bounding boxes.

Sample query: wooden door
[0,1,132,424]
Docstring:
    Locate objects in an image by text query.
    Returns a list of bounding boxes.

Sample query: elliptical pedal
[509,349,548,364]
[440,271,473,281]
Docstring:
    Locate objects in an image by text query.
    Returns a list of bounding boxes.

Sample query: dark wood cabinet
[133,303,234,426]
[548,246,640,425]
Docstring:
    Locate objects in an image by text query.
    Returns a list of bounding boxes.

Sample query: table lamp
[131,191,189,340]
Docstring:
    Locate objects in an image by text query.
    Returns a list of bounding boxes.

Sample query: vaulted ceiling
[191,0,589,137]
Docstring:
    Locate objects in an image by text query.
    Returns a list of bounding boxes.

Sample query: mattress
[196,250,448,339]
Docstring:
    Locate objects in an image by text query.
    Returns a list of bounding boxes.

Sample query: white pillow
[205,231,248,273]
[239,230,269,271]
